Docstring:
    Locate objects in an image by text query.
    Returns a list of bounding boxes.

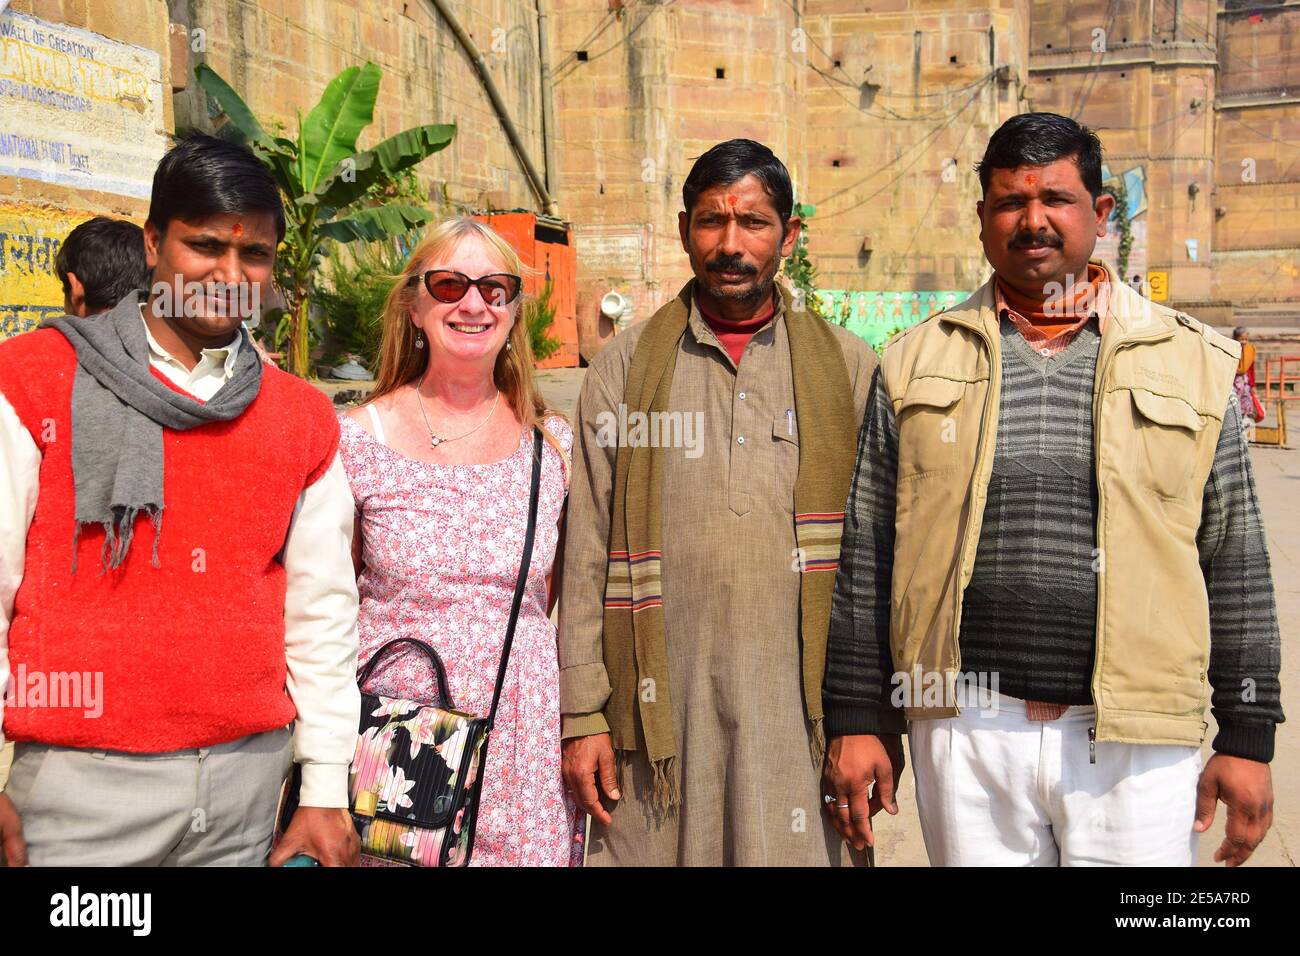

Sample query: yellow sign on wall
[0,202,100,339]
[1148,270,1169,302]
[0,10,168,198]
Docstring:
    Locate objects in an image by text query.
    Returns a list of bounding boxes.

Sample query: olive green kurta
[558,291,876,866]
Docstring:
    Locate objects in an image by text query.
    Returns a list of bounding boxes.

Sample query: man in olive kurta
[558,140,876,866]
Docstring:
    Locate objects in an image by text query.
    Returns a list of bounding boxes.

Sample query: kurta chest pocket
[1124,387,1209,501]
[895,376,966,480]
[771,413,800,512]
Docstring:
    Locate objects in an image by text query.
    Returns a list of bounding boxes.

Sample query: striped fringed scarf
[601,279,858,814]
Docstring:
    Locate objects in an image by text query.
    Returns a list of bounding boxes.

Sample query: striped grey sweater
[823,316,1284,762]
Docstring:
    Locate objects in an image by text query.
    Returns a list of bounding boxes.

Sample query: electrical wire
[812,79,991,222]
[882,98,986,283]
[552,0,675,85]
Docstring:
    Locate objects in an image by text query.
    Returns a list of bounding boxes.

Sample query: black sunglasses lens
[479,276,520,306]
[426,273,469,302]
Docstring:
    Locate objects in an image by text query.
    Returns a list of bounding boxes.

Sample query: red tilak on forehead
[1025,173,1037,186]
[232,222,244,237]
[727,194,737,208]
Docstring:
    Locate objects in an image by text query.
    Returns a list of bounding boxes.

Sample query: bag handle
[359,637,455,709]
[355,428,545,718]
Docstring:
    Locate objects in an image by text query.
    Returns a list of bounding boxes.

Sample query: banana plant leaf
[297,62,381,195]
[194,64,285,155]
[317,204,435,243]
[303,123,456,210]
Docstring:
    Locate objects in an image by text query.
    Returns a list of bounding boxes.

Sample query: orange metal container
[473,212,578,369]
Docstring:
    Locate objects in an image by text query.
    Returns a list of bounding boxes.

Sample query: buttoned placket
[687,300,784,517]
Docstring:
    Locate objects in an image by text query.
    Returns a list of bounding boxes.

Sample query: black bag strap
[359,637,455,709]
[485,427,545,732]
[462,427,544,866]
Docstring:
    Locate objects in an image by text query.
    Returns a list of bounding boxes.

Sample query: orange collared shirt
[995,264,1111,358]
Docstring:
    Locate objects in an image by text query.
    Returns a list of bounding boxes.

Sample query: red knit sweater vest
[0,328,340,752]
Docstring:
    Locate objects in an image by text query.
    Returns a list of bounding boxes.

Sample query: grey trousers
[5,727,293,866]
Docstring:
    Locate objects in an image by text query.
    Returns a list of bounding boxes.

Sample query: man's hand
[269,806,359,867]
[822,733,905,851]
[562,732,620,826]
[1194,753,1274,866]
[0,793,27,867]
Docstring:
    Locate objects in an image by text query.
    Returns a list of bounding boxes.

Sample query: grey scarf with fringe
[42,291,263,572]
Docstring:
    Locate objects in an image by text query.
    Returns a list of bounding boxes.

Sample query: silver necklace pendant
[429,435,443,448]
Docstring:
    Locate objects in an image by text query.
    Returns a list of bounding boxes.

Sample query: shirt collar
[138,304,242,379]
[687,284,784,348]
[993,268,1112,340]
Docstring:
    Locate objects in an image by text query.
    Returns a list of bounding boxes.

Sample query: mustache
[707,255,758,275]
[1009,231,1063,250]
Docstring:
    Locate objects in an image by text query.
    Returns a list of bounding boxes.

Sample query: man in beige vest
[822,113,1282,866]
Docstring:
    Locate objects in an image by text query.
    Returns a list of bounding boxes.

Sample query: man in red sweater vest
[0,135,361,866]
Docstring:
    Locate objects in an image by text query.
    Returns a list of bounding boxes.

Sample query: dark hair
[55,217,150,312]
[976,112,1104,199]
[682,139,794,231]
[147,132,285,241]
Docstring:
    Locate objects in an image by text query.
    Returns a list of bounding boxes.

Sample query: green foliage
[1103,179,1133,281]
[781,201,844,325]
[315,239,414,371]
[195,62,455,377]
[524,279,562,362]
[873,324,909,358]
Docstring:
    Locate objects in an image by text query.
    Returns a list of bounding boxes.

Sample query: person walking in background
[339,217,580,866]
[1232,327,1264,427]
[54,216,150,318]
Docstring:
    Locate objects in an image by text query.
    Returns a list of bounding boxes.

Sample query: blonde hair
[366,216,568,469]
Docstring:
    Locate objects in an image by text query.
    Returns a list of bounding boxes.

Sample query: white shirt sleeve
[0,390,40,753]
[281,453,361,808]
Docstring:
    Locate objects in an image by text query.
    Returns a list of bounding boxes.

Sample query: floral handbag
[277,428,543,866]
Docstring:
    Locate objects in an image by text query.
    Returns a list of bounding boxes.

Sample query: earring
[415,330,425,349]
[506,340,512,351]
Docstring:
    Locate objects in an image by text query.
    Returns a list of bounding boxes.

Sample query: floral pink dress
[338,411,582,867]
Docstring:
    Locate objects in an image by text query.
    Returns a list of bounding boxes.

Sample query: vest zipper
[1088,303,1172,742]
[952,309,1001,715]
[1090,336,1111,742]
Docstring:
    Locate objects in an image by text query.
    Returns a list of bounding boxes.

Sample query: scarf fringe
[101,506,138,573]
[613,747,627,792]
[650,755,680,816]
[809,716,826,766]
[73,506,163,575]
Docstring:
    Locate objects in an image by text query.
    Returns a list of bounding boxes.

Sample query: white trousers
[908,692,1202,866]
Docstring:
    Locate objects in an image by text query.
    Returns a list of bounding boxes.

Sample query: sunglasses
[411,269,523,307]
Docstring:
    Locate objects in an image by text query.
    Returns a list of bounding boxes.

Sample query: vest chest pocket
[1125,387,1208,501]
[895,376,966,481]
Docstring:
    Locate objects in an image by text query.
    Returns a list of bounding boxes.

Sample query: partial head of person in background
[144,132,285,340]
[368,216,567,458]
[975,112,1114,300]
[678,138,800,312]
[1233,327,1250,342]
[55,217,150,317]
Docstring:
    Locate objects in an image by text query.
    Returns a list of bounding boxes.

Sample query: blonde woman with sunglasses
[338,217,579,866]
